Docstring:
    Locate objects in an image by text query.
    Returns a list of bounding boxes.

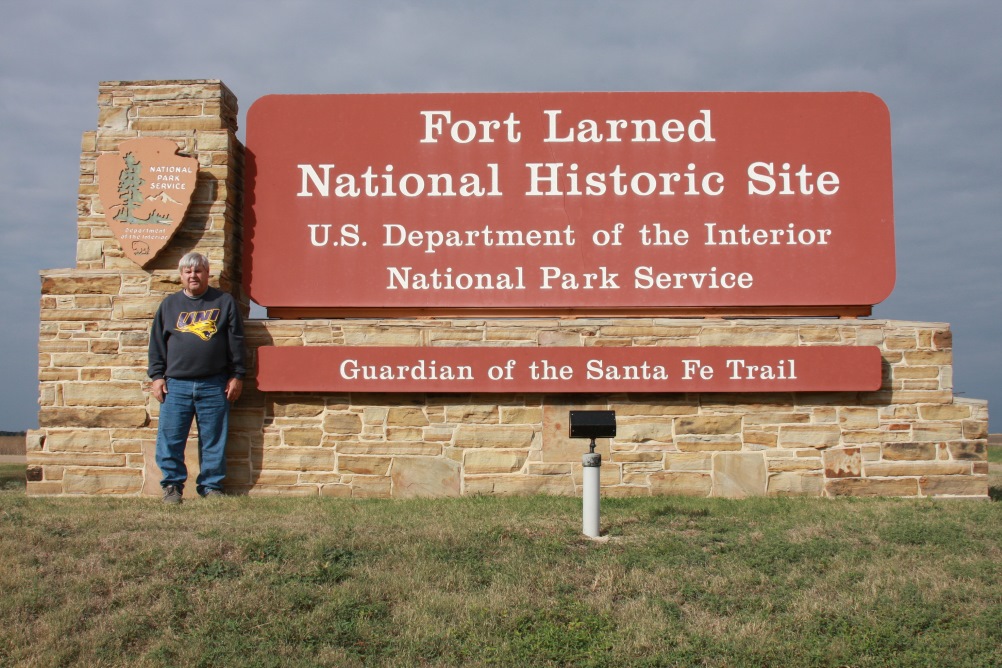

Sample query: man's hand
[151,378,167,403]
[226,378,243,402]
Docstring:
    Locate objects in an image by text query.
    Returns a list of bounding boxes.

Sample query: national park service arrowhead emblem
[97,138,198,266]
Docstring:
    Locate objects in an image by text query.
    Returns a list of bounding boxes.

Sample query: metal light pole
[568,410,616,539]
[582,438,602,538]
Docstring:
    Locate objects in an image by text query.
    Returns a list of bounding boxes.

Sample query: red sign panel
[244,93,894,314]
[256,346,882,393]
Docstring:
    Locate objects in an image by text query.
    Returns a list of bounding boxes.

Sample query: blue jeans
[155,374,230,495]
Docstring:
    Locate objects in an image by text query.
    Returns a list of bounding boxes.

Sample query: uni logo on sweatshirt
[177,309,221,341]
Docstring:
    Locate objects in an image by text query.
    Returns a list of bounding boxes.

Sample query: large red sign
[244,93,894,315]
[256,346,882,393]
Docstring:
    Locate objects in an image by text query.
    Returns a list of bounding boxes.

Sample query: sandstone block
[699,327,798,346]
[675,415,741,435]
[903,350,951,366]
[76,240,105,262]
[464,449,527,474]
[525,462,573,475]
[778,425,840,449]
[251,470,300,486]
[743,430,779,448]
[454,425,534,449]
[338,456,392,475]
[612,402,697,417]
[282,428,323,447]
[336,442,442,456]
[675,437,741,452]
[223,461,251,484]
[768,472,824,497]
[260,447,334,471]
[343,327,422,346]
[392,456,461,498]
[919,475,988,498]
[62,382,145,407]
[863,461,971,477]
[272,399,325,418]
[893,366,941,381]
[244,485,320,497]
[26,431,45,452]
[465,474,575,496]
[500,406,543,424]
[324,412,362,434]
[712,452,767,498]
[45,430,112,453]
[798,326,842,343]
[598,325,665,338]
[88,339,120,354]
[825,478,919,497]
[194,132,231,151]
[823,448,861,478]
[649,470,712,497]
[882,442,937,461]
[911,423,965,442]
[42,274,122,295]
[838,408,879,430]
[484,327,535,341]
[26,481,65,495]
[768,458,822,472]
[428,329,484,342]
[113,297,165,320]
[446,405,499,424]
[963,420,989,440]
[39,407,148,428]
[350,476,394,498]
[320,484,353,497]
[947,441,987,461]
[612,451,665,463]
[918,404,972,421]
[386,427,424,442]
[387,407,430,427]
[621,461,663,477]
[665,453,711,470]
[617,421,674,444]
[884,335,918,350]
[63,467,143,495]
[424,427,455,442]
[539,329,584,346]
[743,412,811,425]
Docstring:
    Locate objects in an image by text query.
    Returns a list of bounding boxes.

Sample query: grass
[1,459,1001,667]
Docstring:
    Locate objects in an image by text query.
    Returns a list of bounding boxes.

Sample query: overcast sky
[1,1,998,431]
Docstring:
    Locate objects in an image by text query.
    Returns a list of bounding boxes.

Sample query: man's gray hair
[178,252,210,272]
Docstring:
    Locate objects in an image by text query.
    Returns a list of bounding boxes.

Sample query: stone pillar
[29,80,244,495]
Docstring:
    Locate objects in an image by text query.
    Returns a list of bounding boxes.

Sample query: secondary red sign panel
[256,346,883,393]
[244,92,894,313]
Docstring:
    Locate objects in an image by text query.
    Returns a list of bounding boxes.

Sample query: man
[148,252,246,504]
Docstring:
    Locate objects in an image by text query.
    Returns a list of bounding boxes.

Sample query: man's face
[181,264,209,296]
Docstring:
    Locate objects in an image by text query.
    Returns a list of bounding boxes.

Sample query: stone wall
[27,80,990,499]
[29,311,989,499]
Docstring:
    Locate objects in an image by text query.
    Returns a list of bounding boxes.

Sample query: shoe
[202,489,225,499]
[162,485,183,505]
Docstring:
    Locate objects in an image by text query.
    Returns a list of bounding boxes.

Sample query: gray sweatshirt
[148,287,246,381]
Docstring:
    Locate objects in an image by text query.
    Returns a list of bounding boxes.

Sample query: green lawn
[2,461,1000,667]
